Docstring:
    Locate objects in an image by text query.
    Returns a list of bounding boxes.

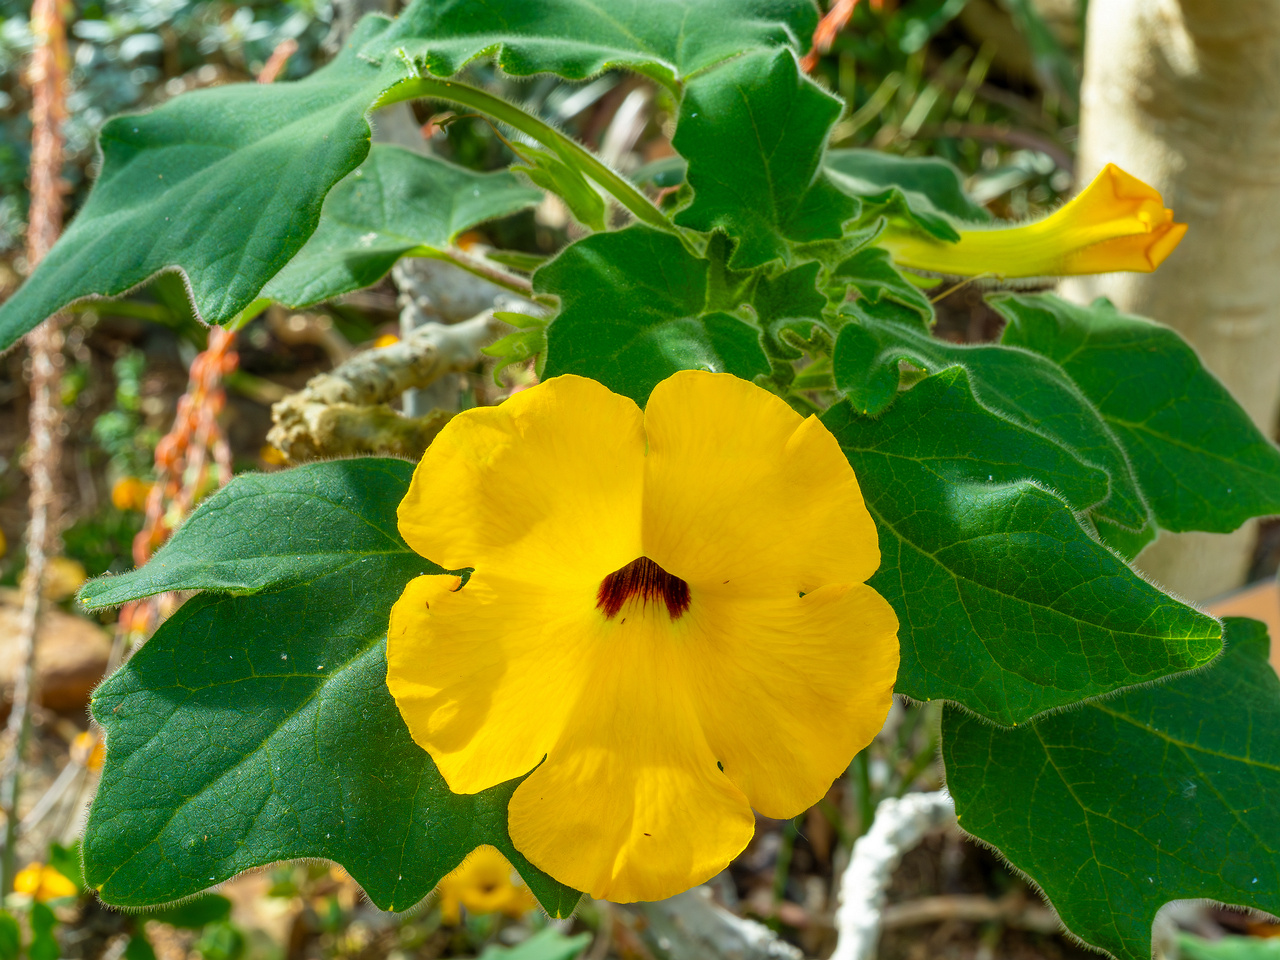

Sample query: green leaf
[674,48,859,269]
[538,226,770,402]
[123,935,158,960]
[831,248,934,327]
[823,368,1222,725]
[825,148,989,241]
[996,294,1280,535]
[80,460,421,610]
[752,261,829,359]
[262,145,542,309]
[1179,935,1280,960]
[511,147,605,232]
[82,461,580,916]
[29,904,56,960]
[480,927,591,960]
[832,312,1155,558]
[0,911,18,960]
[0,16,410,351]
[143,895,233,930]
[944,618,1280,960]
[361,0,818,92]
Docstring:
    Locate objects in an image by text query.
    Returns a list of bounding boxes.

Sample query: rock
[0,588,112,716]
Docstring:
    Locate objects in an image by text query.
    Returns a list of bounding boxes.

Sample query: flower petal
[397,375,645,580]
[641,371,880,595]
[387,572,599,793]
[507,614,755,902]
[688,582,899,818]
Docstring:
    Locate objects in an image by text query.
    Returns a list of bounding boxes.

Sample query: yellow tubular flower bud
[880,163,1187,279]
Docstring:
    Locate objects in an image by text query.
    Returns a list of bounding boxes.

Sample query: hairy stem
[376,76,674,234]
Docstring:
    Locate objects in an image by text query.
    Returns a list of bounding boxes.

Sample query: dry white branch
[634,886,803,960]
[267,310,508,462]
[830,790,958,960]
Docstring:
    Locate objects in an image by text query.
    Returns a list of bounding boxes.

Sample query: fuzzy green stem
[376,76,674,235]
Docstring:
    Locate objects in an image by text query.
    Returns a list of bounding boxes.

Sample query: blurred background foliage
[23,4,1276,960]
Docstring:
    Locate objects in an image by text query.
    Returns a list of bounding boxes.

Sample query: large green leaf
[826,148,989,241]
[673,48,858,269]
[944,618,1280,960]
[996,294,1280,534]
[832,311,1155,558]
[0,16,411,351]
[823,368,1221,725]
[538,225,770,402]
[360,0,818,92]
[261,145,542,309]
[830,248,934,328]
[81,461,580,916]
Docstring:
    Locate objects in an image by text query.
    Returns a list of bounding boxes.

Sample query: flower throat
[596,556,690,620]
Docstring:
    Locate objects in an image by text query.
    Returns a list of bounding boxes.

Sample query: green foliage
[360,0,818,91]
[824,368,1222,725]
[262,144,542,309]
[538,226,770,402]
[0,15,410,350]
[945,619,1280,960]
[480,927,591,960]
[674,49,857,268]
[41,4,1280,956]
[0,912,18,960]
[826,148,990,240]
[995,294,1280,534]
[1180,935,1280,960]
[142,895,233,929]
[80,461,580,916]
[27,905,56,960]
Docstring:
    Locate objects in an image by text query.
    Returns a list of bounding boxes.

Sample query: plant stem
[853,748,876,838]
[417,246,535,298]
[1,0,67,896]
[376,76,674,235]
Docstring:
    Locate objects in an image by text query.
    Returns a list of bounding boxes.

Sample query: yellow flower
[14,863,78,901]
[880,163,1187,278]
[110,476,153,512]
[435,845,537,924]
[387,371,899,902]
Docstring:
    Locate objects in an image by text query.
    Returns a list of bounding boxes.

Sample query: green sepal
[483,312,549,383]
[79,460,581,916]
[262,144,542,309]
[832,311,1155,558]
[511,147,606,232]
[944,618,1280,960]
[995,294,1280,535]
[360,0,818,93]
[538,226,769,402]
[674,48,858,269]
[826,148,989,241]
[831,247,934,327]
[0,16,409,350]
[824,368,1222,726]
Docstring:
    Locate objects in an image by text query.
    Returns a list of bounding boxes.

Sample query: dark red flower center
[596,556,691,620]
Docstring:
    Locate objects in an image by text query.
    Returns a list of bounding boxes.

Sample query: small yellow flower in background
[259,445,289,467]
[71,730,105,771]
[435,846,536,924]
[110,476,153,512]
[42,556,87,602]
[373,332,400,349]
[14,863,77,901]
[388,371,899,902]
[881,163,1187,278]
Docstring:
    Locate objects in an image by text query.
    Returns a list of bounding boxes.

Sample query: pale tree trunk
[1063,0,1280,602]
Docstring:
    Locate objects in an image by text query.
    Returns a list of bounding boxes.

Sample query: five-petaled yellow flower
[436,845,537,924]
[388,370,899,902]
[881,163,1187,278]
[14,863,78,901]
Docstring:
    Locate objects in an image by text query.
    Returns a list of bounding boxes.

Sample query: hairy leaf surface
[262,145,542,308]
[360,0,818,91]
[826,148,989,240]
[824,369,1222,725]
[674,48,858,268]
[945,618,1280,960]
[996,294,1280,534]
[81,460,580,915]
[832,312,1155,557]
[0,16,409,350]
[538,226,769,402]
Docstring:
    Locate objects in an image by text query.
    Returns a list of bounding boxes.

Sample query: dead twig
[881,893,1060,934]
[0,0,68,894]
